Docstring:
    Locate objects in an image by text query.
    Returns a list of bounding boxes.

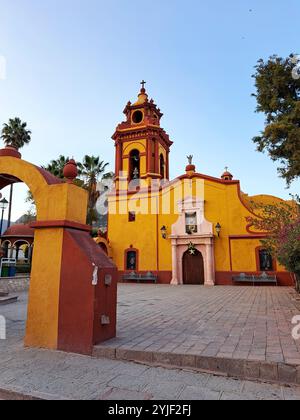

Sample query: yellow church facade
[107,85,293,287]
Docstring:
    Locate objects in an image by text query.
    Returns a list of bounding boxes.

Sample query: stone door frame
[170,197,215,286]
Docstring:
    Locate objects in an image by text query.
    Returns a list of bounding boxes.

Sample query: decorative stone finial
[186,155,196,174]
[63,159,78,184]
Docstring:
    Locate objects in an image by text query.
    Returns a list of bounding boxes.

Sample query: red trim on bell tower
[112,82,173,186]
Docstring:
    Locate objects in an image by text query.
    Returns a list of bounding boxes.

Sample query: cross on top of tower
[140,80,146,90]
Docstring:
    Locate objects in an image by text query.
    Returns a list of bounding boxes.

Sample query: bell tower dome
[112,82,173,190]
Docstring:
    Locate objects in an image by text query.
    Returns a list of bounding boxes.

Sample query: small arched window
[259,249,274,272]
[160,154,165,179]
[129,149,140,182]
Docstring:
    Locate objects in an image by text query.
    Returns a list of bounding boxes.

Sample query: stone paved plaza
[0,288,300,400]
[100,285,300,365]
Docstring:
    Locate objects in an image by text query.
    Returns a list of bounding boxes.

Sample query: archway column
[25,220,118,354]
[0,154,118,356]
[28,244,33,264]
[9,245,14,258]
[205,242,215,286]
[15,244,20,262]
[171,241,180,285]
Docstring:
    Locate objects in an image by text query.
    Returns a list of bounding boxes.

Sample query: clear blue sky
[0,0,299,221]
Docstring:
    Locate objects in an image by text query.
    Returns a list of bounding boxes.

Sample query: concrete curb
[93,346,300,387]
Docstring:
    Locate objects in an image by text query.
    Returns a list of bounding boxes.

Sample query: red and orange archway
[0,148,118,355]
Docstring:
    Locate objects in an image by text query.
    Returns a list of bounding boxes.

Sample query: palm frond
[1,117,32,150]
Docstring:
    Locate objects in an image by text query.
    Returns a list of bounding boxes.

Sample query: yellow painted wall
[25,228,64,349]
[0,156,88,349]
[108,173,289,275]
[230,239,260,272]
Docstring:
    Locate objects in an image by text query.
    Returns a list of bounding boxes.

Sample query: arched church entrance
[182,249,205,285]
[0,148,118,355]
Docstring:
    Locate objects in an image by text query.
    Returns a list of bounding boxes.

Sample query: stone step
[93,345,300,387]
[0,296,18,305]
[0,291,9,297]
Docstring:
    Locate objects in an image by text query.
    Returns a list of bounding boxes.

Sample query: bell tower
[112,82,173,190]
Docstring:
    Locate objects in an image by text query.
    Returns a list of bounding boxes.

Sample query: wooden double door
[182,249,205,285]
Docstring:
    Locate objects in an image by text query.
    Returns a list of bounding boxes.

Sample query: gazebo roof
[2,224,34,238]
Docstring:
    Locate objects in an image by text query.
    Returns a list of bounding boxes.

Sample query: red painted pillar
[154,141,159,174]
[166,150,170,180]
[147,137,152,174]
[115,142,122,177]
[58,227,118,355]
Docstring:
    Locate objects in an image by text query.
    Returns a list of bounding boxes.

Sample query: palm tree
[102,171,115,181]
[26,155,83,208]
[78,156,110,225]
[26,155,70,206]
[78,155,109,185]
[1,118,31,150]
[43,155,70,179]
[1,118,32,229]
[25,154,110,226]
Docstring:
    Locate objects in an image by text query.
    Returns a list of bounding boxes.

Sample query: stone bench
[233,273,278,286]
[123,272,158,284]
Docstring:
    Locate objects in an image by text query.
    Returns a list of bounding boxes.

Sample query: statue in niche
[132,167,139,180]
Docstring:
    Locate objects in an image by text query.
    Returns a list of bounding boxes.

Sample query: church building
[107,83,293,287]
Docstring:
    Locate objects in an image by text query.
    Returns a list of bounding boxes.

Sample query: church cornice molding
[112,126,173,147]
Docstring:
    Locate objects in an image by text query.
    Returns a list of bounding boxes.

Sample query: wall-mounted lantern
[215,223,222,237]
[160,225,167,240]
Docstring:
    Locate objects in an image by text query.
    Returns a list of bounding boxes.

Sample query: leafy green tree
[1,118,32,228]
[277,220,300,292]
[247,199,300,292]
[17,210,36,224]
[1,118,31,150]
[252,55,300,185]
[25,190,34,205]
